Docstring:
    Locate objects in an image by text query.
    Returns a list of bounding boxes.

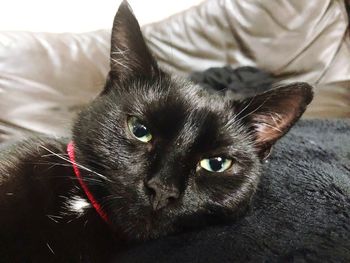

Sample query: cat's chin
[110,204,236,242]
[112,210,177,241]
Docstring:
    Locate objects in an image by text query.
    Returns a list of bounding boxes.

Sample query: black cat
[0,1,313,262]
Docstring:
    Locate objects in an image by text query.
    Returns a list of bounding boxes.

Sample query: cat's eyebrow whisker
[111,47,129,57]
[223,97,258,130]
[111,57,130,70]
[236,96,271,122]
[235,96,256,118]
[39,145,113,183]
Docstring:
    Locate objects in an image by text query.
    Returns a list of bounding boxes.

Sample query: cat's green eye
[128,117,152,143]
[199,157,232,173]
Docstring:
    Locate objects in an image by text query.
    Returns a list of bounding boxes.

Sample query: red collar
[67,141,110,224]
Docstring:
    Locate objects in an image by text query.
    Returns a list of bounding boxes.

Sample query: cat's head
[73,1,313,240]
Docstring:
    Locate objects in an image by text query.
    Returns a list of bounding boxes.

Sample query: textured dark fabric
[190,66,276,98]
[117,119,350,262]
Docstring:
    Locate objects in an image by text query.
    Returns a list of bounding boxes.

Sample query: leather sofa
[0,0,349,144]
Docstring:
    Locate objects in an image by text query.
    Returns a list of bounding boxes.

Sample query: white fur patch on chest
[65,195,91,216]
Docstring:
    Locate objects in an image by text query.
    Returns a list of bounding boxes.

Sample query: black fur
[0,1,313,261]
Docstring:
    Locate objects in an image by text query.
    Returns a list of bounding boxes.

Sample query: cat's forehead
[125,77,234,116]
[120,77,245,148]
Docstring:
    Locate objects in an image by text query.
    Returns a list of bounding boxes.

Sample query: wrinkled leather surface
[143,0,350,83]
[1,0,350,143]
[0,30,110,142]
[143,0,350,118]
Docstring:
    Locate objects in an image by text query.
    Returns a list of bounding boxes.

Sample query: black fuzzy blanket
[118,119,350,262]
[117,68,350,262]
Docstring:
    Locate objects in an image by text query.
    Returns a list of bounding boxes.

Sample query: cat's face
[73,1,313,240]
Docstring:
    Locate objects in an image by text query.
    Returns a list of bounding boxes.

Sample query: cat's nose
[145,177,180,211]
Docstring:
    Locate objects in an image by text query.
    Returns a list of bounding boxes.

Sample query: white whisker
[259,122,282,133]
[46,243,55,255]
[111,47,129,57]
[235,96,256,118]
[41,153,68,158]
[39,145,113,182]
[111,57,130,70]
[236,96,271,122]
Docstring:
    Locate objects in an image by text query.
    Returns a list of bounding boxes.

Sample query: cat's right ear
[107,1,159,84]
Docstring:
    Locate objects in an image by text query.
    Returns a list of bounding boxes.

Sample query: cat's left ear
[235,83,313,160]
[108,1,159,82]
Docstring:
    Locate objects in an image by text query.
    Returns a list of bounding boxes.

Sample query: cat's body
[0,1,313,262]
[0,138,118,261]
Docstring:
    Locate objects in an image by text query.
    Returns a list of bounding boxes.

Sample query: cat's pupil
[209,157,224,172]
[133,124,148,138]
